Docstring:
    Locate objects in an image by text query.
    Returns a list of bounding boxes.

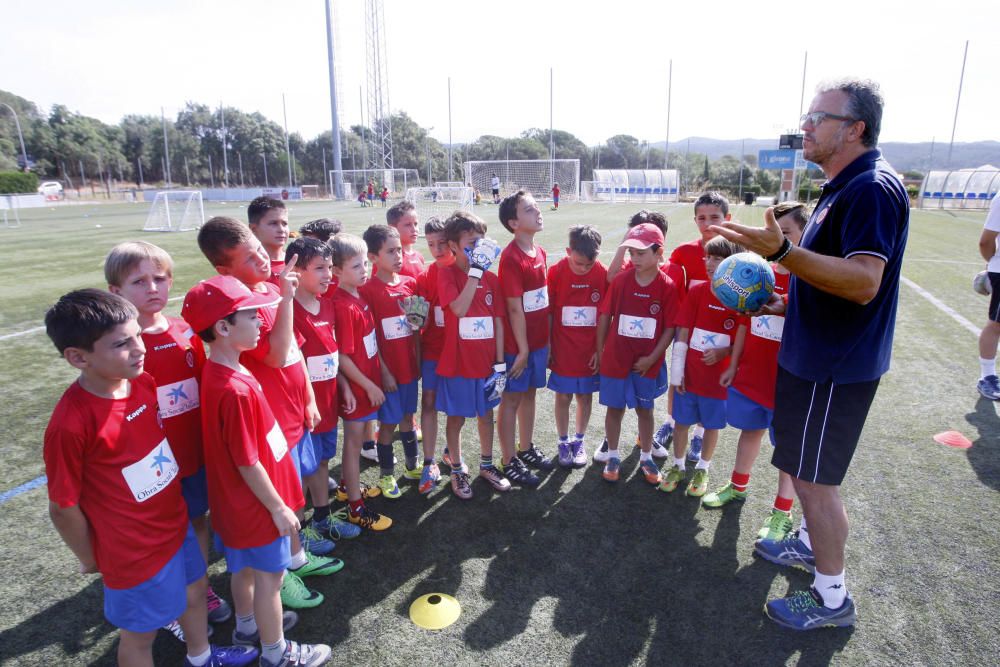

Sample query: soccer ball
[711,252,776,313]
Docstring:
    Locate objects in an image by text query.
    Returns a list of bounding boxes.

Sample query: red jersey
[267,259,285,287]
[240,282,310,448]
[293,298,340,433]
[140,316,206,478]
[417,262,446,362]
[44,374,187,589]
[599,268,679,379]
[331,288,382,419]
[498,241,549,355]
[552,185,560,199]
[669,239,707,288]
[675,281,738,400]
[732,270,790,410]
[359,275,419,385]
[547,257,607,377]
[401,248,426,280]
[437,264,503,379]
[620,258,688,303]
[200,361,304,549]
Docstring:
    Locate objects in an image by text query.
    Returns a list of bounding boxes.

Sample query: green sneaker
[401,466,422,481]
[291,552,344,578]
[757,509,794,542]
[702,481,748,508]
[280,570,324,609]
[658,465,685,493]
[377,474,402,499]
[686,468,709,497]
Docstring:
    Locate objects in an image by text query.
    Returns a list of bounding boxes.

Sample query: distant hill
[655,137,1000,173]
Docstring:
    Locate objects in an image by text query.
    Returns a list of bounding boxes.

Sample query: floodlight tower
[364,0,393,171]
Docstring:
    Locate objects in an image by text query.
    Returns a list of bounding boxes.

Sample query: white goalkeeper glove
[466,237,501,279]
[484,362,507,402]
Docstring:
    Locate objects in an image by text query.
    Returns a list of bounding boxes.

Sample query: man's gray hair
[817,78,884,148]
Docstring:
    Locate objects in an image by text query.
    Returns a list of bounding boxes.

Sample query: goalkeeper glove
[466,237,501,279]
[401,295,430,330]
[484,362,507,402]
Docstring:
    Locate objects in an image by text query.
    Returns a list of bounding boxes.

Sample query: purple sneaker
[570,440,587,467]
[557,442,573,468]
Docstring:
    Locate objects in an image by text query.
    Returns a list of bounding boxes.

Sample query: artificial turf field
[0,198,997,666]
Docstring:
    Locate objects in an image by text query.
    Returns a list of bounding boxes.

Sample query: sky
[4,0,999,148]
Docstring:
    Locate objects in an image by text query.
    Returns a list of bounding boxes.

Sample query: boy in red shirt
[595,224,679,484]
[546,225,606,467]
[551,182,560,210]
[182,276,332,667]
[660,236,744,497]
[360,224,423,499]
[435,211,508,499]
[416,217,449,492]
[197,217,337,611]
[497,190,552,486]
[43,289,256,667]
[104,241,232,631]
[248,197,290,283]
[386,200,426,280]
[328,234,393,531]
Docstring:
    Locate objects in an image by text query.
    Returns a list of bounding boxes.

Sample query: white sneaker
[650,441,670,459]
[593,438,611,462]
[359,446,396,464]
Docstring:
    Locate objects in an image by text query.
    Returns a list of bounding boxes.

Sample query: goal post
[143,191,205,232]
[404,186,474,225]
[463,159,580,202]
[330,169,421,199]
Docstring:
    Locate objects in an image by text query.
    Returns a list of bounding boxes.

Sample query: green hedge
[0,171,39,194]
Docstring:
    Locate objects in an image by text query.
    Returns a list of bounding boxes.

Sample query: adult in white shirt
[977,192,1000,400]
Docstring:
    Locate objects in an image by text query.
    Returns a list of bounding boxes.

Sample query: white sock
[673,456,686,469]
[813,570,847,609]
[186,648,212,666]
[664,414,675,427]
[798,517,812,549]
[235,613,257,636]
[639,450,652,462]
[608,448,620,460]
[262,638,287,664]
[981,357,996,380]
[693,424,705,438]
[289,548,308,570]
[695,457,711,470]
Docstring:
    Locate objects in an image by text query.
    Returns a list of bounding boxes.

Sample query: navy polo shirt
[779,149,909,384]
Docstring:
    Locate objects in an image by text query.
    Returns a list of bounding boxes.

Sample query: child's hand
[341,386,357,415]
[78,558,98,574]
[509,351,528,379]
[748,293,786,317]
[719,365,736,387]
[270,505,301,536]
[279,254,299,300]
[675,377,686,394]
[632,354,655,375]
[304,398,321,431]
[367,384,386,407]
[380,367,398,394]
[702,347,729,366]
[587,352,599,374]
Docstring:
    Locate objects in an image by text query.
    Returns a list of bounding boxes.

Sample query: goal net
[404,186,474,225]
[463,159,579,202]
[330,169,421,199]
[143,191,205,232]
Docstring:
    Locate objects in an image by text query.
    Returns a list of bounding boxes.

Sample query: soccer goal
[404,186,474,224]
[331,169,422,199]
[143,191,205,232]
[463,159,580,202]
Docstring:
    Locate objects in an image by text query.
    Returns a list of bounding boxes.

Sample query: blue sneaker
[299,525,336,556]
[687,434,703,462]
[978,374,1000,400]
[313,510,362,540]
[184,645,260,667]
[754,531,816,573]
[653,422,674,447]
[764,588,856,630]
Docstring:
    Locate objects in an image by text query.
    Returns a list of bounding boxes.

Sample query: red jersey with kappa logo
[359,275,419,385]
[499,242,549,354]
[401,249,426,280]
[267,259,285,287]
[437,264,503,379]
[44,373,188,589]
[599,268,679,379]
[417,262,446,362]
[732,270,790,409]
[620,258,688,302]
[200,361,304,549]
[669,239,707,288]
[547,257,607,377]
[293,298,340,433]
[675,280,737,400]
[331,288,382,419]
[140,316,206,478]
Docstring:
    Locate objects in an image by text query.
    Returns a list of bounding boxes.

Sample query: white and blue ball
[711,252,776,313]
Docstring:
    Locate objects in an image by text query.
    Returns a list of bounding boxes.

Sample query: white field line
[906,258,982,265]
[900,276,980,337]
[0,295,184,342]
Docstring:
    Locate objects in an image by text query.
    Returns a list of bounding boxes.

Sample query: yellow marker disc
[409,593,461,630]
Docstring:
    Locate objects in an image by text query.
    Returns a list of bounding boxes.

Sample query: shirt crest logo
[650,303,661,315]
[724,318,735,330]
[816,206,830,225]
[591,291,601,303]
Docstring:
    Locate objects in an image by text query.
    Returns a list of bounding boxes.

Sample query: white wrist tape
[468,266,484,279]
[670,342,688,386]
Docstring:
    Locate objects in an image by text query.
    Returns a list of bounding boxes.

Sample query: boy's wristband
[493,362,506,373]
[468,267,484,280]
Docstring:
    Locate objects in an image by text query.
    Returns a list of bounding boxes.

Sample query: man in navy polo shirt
[712,78,909,630]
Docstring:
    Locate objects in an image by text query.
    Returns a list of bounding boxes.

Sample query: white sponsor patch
[381,315,412,341]
[690,327,731,352]
[434,306,445,327]
[750,315,784,342]
[522,286,549,313]
[459,316,494,340]
[363,329,378,358]
[618,315,656,339]
[266,421,288,461]
[561,305,597,327]
[120,438,179,503]
[306,352,339,382]
[282,343,302,368]
[156,378,199,419]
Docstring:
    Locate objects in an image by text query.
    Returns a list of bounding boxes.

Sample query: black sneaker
[503,457,540,486]
[517,444,555,471]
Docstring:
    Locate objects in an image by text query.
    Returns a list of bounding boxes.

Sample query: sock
[673,456,686,470]
[773,495,794,513]
[799,516,812,549]
[377,443,394,475]
[981,357,996,380]
[186,648,211,666]
[480,454,493,469]
[289,548,307,570]
[607,448,620,460]
[423,457,434,467]
[401,430,419,467]
[235,613,257,637]
[362,439,376,451]
[731,471,750,492]
[558,434,569,443]
[813,570,847,609]
[639,450,652,462]
[348,498,364,516]
[692,424,705,439]
[262,638,287,664]
[574,432,585,442]
[695,457,711,470]
[664,414,675,428]
[312,503,330,523]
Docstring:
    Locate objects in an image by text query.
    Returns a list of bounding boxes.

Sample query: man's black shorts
[989,272,1000,323]
[771,366,880,486]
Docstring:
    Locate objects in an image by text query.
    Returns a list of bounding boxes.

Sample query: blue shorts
[104,523,205,632]
[181,467,209,519]
[599,364,668,410]
[547,371,599,395]
[313,427,339,460]
[378,379,419,425]
[344,408,378,423]
[727,387,774,431]
[504,346,548,393]
[421,359,440,392]
[289,431,319,480]
[435,376,500,418]
[673,390,727,429]
[219,534,291,574]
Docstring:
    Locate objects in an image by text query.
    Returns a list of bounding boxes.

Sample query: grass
[0,199,998,665]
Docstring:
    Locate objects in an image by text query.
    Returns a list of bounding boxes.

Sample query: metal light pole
[0,103,29,171]
[161,107,172,187]
[220,102,229,188]
[282,93,293,187]
[325,0,345,199]
[447,77,453,181]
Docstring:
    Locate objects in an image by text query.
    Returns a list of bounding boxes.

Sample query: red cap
[181,275,280,334]
[620,223,665,249]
